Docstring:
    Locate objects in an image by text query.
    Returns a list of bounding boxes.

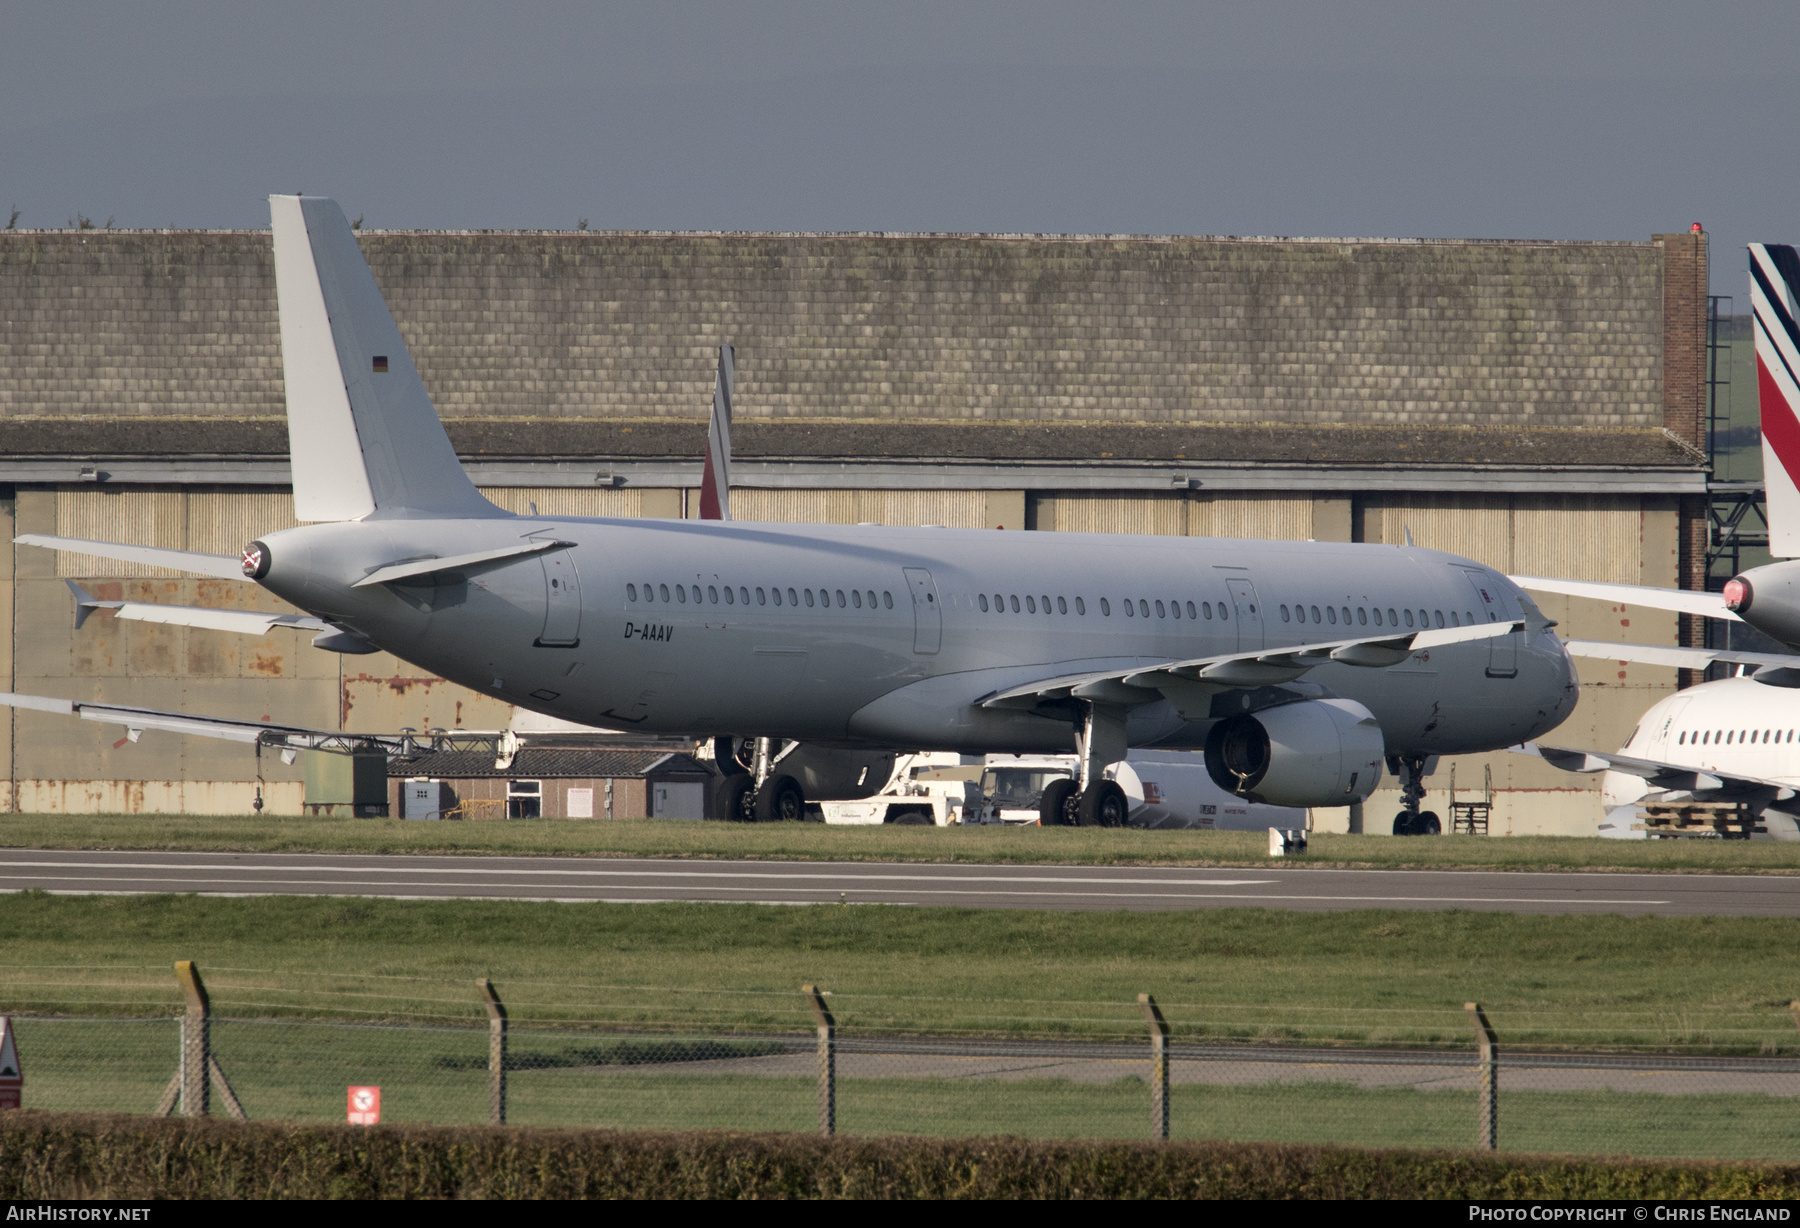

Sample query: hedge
[2,1113,1796,1199]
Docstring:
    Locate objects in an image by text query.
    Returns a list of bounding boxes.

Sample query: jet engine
[1724,559,1800,649]
[1203,698,1384,807]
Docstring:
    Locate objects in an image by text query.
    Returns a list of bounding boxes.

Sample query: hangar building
[0,226,1711,832]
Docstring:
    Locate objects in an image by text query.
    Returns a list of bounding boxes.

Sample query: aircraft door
[537,549,582,647]
[903,567,942,655]
[1226,578,1263,652]
[1458,568,1515,678]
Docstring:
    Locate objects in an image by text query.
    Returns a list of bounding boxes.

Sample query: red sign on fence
[0,1016,18,1110]
[347,1085,381,1125]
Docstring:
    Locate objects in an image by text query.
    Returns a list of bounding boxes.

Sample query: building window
[507,779,542,820]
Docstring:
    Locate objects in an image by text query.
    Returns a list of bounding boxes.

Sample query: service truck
[819,750,1303,829]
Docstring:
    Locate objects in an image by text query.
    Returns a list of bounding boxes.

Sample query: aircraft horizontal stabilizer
[1514,741,1784,802]
[1562,639,1800,684]
[353,540,575,588]
[980,618,1525,709]
[16,535,246,581]
[1510,576,1737,621]
[66,580,330,636]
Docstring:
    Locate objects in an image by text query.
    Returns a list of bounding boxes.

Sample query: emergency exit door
[904,568,941,655]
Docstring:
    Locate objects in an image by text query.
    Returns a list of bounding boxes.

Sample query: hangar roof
[0,228,1706,490]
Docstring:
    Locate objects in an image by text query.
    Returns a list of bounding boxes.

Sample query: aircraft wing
[1510,575,1737,621]
[1562,639,1800,684]
[0,689,394,751]
[1514,741,1794,803]
[15,535,247,580]
[979,619,1524,709]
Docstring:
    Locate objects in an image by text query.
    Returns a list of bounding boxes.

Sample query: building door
[1226,578,1264,653]
[537,549,582,647]
[904,568,942,655]
[652,781,706,819]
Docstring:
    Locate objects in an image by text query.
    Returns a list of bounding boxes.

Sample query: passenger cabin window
[1058,596,1069,614]
[1327,607,1337,625]
[1139,600,1149,617]
[627,583,638,601]
[1281,604,1291,622]
[1124,599,1135,617]
[1185,601,1196,618]
[1076,597,1086,615]
[659,584,670,601]
[1101,598,1111,615]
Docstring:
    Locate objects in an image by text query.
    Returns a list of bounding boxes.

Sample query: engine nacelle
[774,744,897,801]
[1204,699,1385,807]
[1725,559,1800,650]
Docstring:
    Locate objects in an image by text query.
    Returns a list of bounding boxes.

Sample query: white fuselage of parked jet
[1600,677,1800,812]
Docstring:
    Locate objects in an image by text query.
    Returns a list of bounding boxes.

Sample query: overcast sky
[4,2,1796,294]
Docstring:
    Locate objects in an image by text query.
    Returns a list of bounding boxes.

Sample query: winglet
[269,196,502,523]
[64,579,121,631]
[699,344,734,520]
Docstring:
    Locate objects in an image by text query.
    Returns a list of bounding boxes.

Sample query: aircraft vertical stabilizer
[269,195,500,522]
[699,344,734,520]
[1751,243,1800,557]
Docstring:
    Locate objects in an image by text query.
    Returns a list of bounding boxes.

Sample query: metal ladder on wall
[1449,765,1491,836]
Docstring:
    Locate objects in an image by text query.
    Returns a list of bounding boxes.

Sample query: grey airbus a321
[6,196,1579,832]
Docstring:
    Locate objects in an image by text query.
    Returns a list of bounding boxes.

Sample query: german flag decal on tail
[1751,243,1800,559]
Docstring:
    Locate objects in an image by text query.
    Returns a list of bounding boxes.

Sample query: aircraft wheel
[1418,811,1442,836]
[718,773,755,822]
[1078,781,1128,828]
[754,774,806,823]
[1039,778,1078,827]
[1392,812,1416,836]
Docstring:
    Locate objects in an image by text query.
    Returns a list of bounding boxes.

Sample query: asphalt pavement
[1,849,1796,915]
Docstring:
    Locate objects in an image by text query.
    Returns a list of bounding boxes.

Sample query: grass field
[7,812,1800,873]
[15,1018,1798,1159]
[4,893,1798,1052]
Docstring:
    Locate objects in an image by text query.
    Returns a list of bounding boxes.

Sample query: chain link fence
[7,966,1800,1160]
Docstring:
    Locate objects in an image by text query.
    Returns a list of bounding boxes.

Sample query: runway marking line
[0,874,1672,906]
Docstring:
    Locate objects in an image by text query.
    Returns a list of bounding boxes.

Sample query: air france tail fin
[269,195,501,522]
[1751,243,1800,557]
[699,344,734,520]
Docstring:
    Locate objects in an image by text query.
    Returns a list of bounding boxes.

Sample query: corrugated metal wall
[1036,493,1313,539]
[1372,493,1651,582]
[1192,495,1312,540]
[727,489,986,527]
[476,487,644,518]
[1035,494,1187,535]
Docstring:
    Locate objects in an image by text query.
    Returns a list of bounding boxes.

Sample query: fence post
[803,984,835,1137]
[1466,1001,1497,1151]
[479,978,507,1126]
[175,961,209,1118]
[1138,993,1170,1140]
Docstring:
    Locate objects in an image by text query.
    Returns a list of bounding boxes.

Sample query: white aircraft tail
[269,195,500,522]
[1751,243,1800,557]
[699,345,734,520]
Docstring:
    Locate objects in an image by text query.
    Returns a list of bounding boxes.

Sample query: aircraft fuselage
[252,516,1578,757]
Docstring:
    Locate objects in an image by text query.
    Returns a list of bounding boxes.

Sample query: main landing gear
[1038,702,1130,828]
[714,736,809,823]
[1391,752,1441,836]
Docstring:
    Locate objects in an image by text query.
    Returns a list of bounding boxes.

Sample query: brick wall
[0,230,1669,430]
[1655,231,1711,659]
